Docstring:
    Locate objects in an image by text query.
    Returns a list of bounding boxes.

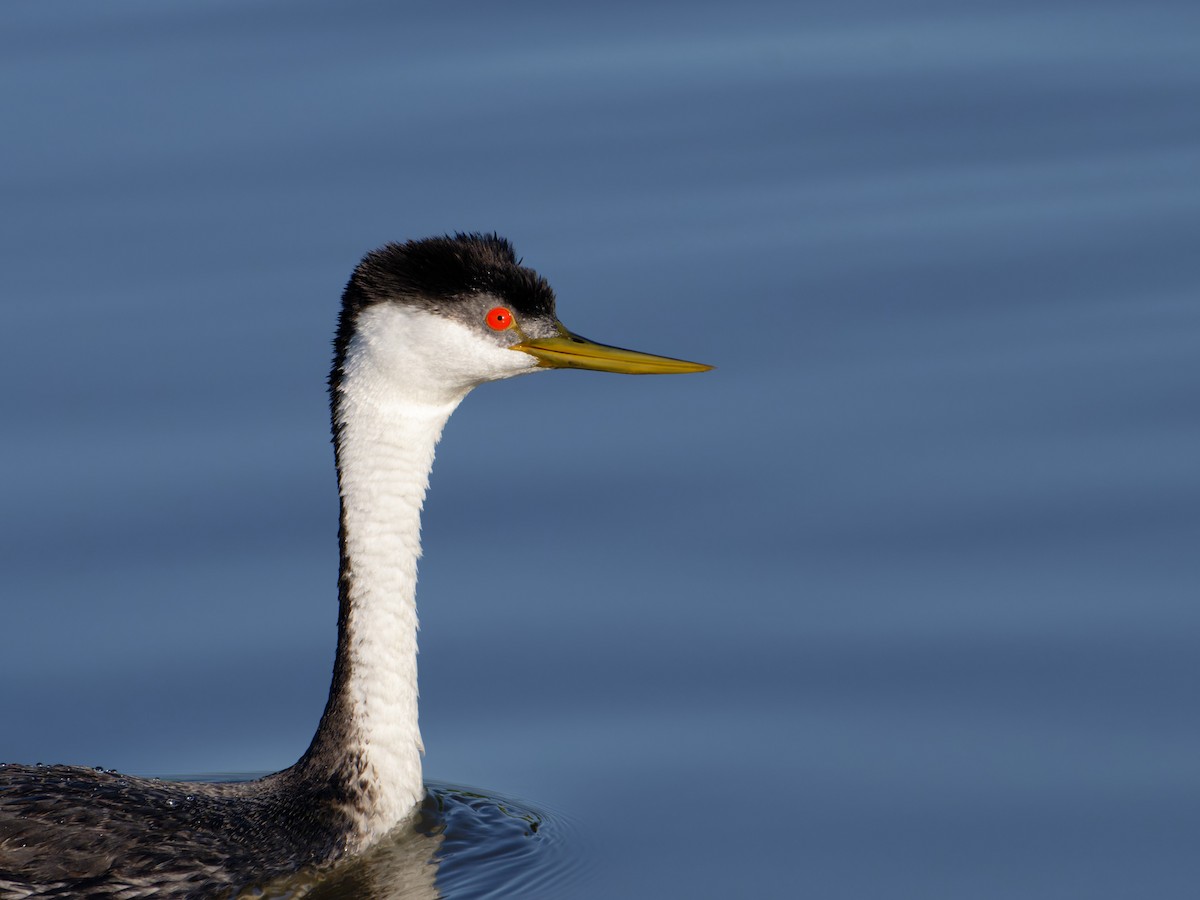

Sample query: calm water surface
[2,1,1199,897]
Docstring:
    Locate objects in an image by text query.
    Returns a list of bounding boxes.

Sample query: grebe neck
[298,317,469,845]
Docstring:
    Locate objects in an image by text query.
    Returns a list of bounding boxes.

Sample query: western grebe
[0,234,709,898]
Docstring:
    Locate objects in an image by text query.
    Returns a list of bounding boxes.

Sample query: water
[2,1,1199,897]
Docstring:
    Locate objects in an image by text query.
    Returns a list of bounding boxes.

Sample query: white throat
[328,303,538,840]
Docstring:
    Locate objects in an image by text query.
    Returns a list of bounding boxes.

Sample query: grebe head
[333,233,711,409]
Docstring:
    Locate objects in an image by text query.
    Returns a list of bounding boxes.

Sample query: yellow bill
[513,328,712,375]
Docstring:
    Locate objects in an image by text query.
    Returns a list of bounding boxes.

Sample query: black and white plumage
[0,234,708,898]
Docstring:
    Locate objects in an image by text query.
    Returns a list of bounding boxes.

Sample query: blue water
[3,1,1199,897]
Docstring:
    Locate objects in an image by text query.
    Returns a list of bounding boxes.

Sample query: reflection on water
[257,784,573,900]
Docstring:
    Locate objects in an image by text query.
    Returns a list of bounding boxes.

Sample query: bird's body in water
[0,234,709,899]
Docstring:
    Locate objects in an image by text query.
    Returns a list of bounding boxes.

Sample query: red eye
[486,306,515,331]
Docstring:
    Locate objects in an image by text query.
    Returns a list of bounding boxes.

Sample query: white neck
[305,302,540,845]
[333,383,459,837]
